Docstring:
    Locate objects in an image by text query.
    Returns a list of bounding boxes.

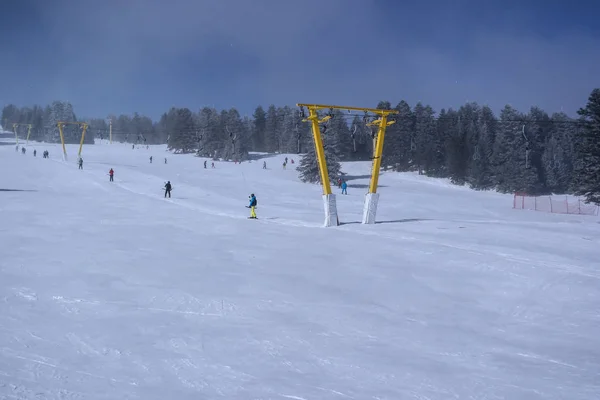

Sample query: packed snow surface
[1,139,599,400]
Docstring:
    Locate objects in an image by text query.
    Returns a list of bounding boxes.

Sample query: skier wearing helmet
[247,193,257,219]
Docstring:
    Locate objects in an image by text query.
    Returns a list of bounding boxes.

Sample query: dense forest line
[2,88,599,203]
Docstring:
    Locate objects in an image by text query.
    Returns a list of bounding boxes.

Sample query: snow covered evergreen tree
[572,89,600,204]
[252,106,267,152]
[167,108,197,153]
[383,101,413,171]
[297,112,342,184]
[543,113,575,193]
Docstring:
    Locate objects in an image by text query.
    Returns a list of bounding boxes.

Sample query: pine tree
[413,103,438,175]
[572,89,600,204]
[265,105,281,153]
[465,104,495,189]
[444,110,469,185]
[384,101,413,171]
[167,108,197,153]
[252,106,267,152]
[297,113,342,184]
[492,105,540,193]
[542,113,575,193]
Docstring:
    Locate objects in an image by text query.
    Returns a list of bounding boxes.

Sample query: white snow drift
[1,140,599,400]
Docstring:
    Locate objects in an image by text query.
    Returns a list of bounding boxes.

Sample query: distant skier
[164,157,167,164]
[263,161,267,169]
[291,159,294,164]
[21,147,26,154]
[337,177,342,188]
[149,156,153,163]
[109,168,114,182]
[285,157,288,164]
[15,145,18,152]
[204,160,207,169]
[78,157,83,169]
[341,181,348,195]
[164,181,172,198]
[282,162,286,170]
[247,193,257,219]
[33,149,37,157]
[132,144,135,150]
[211,162,215,168]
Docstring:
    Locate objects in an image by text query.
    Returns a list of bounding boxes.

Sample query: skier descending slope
[247,193,257,219]
[164,181,172,198]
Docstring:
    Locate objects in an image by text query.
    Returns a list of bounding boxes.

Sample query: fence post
[565,195,569,214]
[513,193,516,209]
[535,195,537,210]
[578,199,582,214]
[549,196,553,213]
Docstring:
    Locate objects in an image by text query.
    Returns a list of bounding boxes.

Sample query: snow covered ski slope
[1,141,599,400]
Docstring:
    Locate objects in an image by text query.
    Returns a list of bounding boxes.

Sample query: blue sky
[1,0,598,120]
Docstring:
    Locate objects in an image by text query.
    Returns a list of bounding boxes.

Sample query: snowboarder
[164,181,172,198]
[247,193,257,219]
[341,181,348,195]
[149,156,153,163]
[204,160,207,169]
[109,168,114,182]
[263,161,267,169]
[78,157,83,169]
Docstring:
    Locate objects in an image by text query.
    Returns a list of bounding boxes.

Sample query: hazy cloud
[1,0,598,118]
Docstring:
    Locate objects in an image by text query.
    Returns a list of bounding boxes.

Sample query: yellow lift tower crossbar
[297,103,398,226]
[57,121,89,161]
[12,123,32,146]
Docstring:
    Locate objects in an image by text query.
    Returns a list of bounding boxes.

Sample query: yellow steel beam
[57,123,67,158]
[297,103,399,115]
[57,122,88,160]
[12,123,19,146]
[77,124,88,158]
[368,117,395,193]
[306,108,332,195]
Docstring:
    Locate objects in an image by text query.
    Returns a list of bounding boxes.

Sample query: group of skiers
[161,181,256,219]
[203,160,215,169]
[16,145,50,159]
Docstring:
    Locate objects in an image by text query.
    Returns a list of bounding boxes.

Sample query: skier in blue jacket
[247,193,257,219]
[341,181,348,195]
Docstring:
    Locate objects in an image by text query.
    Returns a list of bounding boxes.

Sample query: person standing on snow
[341,180,348,195]
[204,160,207,169]
[263,161,267,169]
[247,193,257,219]
[149,156,153,163]
[109,168,114,182]
[164,181,172,198]
[33,149,37,157]
[78,157,83,169]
